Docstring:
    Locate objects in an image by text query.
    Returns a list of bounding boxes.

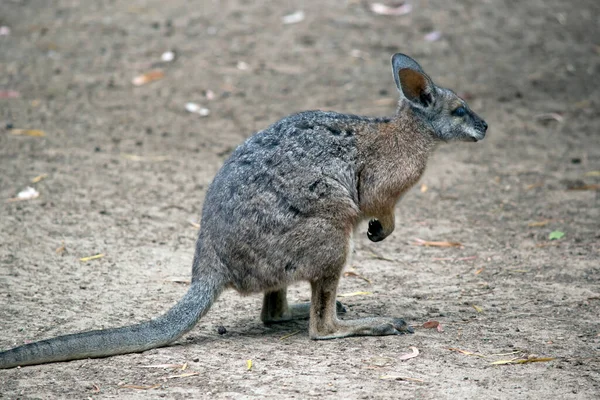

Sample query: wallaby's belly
[199,113,361,292]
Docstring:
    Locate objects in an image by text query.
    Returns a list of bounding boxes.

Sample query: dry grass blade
[119,384,161,390]
[140,363,186,369]
[491,357,555,365]
[167,372,201,379]
[412,238,462,248]
[79,253,104,262]
[9,129,46,137]
[398,346,420,361]
[338,291,372,298]
[31,174,48,183]
[379,375,425,383]
[567,184,600,191]
[246,359,253,371]
[472,304,483,313]
[343,271,372,284]
[448,348,486,358]
[121,153,170,162]
[279,330,301,341]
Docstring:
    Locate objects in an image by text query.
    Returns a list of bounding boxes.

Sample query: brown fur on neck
[356,105,436,219]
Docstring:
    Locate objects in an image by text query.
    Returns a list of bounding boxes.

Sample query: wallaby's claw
[391,318,414,334]
[335,300,347,314]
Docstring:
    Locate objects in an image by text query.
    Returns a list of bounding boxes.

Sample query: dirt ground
[1,0,599,398]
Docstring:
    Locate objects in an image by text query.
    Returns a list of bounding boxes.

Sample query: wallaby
[0,53,487,369]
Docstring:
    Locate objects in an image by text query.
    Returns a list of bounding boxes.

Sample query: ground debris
[282,10,305,24]
[6,186,40,202]
[370,2,412,16]
[412,238,462,248]
[379,375,425,383]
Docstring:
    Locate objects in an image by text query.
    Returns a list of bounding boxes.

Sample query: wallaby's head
[391,53,488,142]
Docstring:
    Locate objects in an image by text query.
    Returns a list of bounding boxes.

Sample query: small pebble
[217,326,227,335]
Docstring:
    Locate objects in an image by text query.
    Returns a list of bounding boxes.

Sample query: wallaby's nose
[481,121,488,132]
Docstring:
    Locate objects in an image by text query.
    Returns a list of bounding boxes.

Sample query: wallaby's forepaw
[367,219,386,242]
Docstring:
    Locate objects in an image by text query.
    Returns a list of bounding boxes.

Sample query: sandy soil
[1,0,599,398]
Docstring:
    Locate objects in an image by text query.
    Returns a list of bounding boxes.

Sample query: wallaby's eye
[452,106,466,117]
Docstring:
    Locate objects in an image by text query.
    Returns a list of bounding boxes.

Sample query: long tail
[0,278,222,369]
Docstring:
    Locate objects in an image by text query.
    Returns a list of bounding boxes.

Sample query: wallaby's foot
[310,317,413,340]
[309,275,412,339]
[261,288,346,324]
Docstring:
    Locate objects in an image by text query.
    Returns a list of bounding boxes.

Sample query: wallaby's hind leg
[309,274,413,339]
[261,287,346,324]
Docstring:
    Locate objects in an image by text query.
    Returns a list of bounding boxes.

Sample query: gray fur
[0,53,487,369]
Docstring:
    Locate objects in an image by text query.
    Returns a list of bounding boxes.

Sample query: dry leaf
[55,244,66,255]
[343,271,372,284]
[246,359,253,371]
[132,70,164,86]
[79,253,104,262]
[31,174,48,183]
[525,182,544,190]
[424,31,442,42]
[412,238,462,247]
[167,372,200,379]
[422,321,439,329]
[437,323,444,333]
[535,113,563,122]
[10,129,46,137]
[282,10,305,24]
[338,291,372,298]
[528,220,551,227]
[279,330,301,340]
[0,90,20,98]
[472,304,483,313]
[398,346,419,361]
[370,2,413,16]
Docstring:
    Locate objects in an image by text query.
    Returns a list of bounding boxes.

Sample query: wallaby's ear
[391,53,435,107]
